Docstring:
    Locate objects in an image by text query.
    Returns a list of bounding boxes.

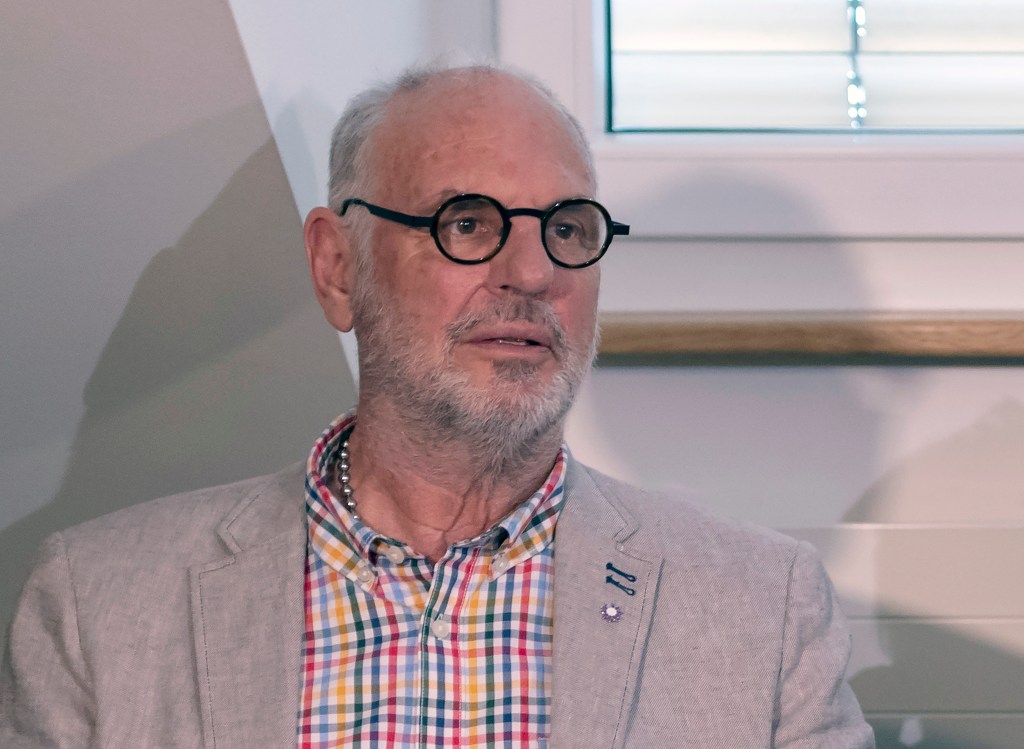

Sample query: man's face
[350,75,600,453]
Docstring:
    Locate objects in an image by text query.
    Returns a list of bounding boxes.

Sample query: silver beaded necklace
[338,439,358,519]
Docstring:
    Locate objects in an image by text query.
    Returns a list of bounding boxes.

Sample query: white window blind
[609,0,1024,131]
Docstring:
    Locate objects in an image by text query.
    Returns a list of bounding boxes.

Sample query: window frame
[497,0,1024,359]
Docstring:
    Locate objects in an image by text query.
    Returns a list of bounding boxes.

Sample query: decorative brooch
[600,603,623,623]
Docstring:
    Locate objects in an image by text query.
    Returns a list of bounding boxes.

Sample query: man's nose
[485,217,555,295]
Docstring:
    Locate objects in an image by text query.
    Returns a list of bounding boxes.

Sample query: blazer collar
[189,464,307,749]
[214,461,306,552]
[551,461,664,749]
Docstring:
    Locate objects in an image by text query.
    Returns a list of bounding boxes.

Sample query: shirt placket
[416,543,486,748]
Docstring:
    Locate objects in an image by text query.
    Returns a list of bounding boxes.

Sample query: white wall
[4,2,1023,746]
[0,0,362,646]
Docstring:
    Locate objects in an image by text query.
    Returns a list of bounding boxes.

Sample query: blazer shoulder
[56,461,306,565]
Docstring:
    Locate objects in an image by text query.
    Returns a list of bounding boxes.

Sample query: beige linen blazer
[2,461,872,748]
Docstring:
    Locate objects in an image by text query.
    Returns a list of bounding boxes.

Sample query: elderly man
[2,65,873,747]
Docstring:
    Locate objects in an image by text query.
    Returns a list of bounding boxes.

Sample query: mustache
[445,298,569,356]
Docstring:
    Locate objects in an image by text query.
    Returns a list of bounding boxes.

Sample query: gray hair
[325,63,595,214]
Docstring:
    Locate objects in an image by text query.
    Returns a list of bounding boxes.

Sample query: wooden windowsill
[598,311,1024,359]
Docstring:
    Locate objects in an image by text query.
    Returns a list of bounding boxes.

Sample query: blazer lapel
[189,469,307,749]
[550,463,663,749]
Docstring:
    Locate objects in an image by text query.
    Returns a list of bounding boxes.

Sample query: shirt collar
[305,411,568,575]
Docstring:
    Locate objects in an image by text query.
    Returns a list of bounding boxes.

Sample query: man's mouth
[446,300,567,357]
[472,329,553,351]
[491,337,540,346]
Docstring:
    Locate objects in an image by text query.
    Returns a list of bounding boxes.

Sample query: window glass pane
[864,0,1024,51]
[612,0,848,52]
[609,0,1024,131]
[613,53,851,129]
[862,55,1024,128]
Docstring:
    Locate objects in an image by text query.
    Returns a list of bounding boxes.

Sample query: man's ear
[305,206,357,332]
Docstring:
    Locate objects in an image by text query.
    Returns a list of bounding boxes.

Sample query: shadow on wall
[0,137,354,643]
[845,398,1024,525]
[841,399,1024,748]
[854,615,1022,749]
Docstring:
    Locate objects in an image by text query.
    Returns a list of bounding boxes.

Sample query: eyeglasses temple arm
[338,199,433,228]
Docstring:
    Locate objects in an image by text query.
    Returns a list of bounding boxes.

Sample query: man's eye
[552,222,581,241]
[454,217,480,234]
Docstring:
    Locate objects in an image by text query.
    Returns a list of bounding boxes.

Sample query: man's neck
[342,401,563,563]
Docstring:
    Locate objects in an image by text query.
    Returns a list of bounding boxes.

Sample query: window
[498,0,1024,255]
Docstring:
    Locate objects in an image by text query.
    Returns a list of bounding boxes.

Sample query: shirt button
[492,554,510,574]
[356,565,374,584]
[384,546,406,564]
[430,618,450,639]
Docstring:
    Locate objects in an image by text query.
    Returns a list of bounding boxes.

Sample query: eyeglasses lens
[436,198,505,262]
[545,203,608,267]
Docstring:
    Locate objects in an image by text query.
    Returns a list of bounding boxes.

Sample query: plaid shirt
[297,413,566,748]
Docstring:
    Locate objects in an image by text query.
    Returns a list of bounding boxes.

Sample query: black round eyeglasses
[338,193,629,269]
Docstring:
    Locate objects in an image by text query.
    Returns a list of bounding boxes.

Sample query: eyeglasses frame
[338,193,629,269]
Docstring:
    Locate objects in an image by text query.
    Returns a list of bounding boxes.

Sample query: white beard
[351,274,597,469]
